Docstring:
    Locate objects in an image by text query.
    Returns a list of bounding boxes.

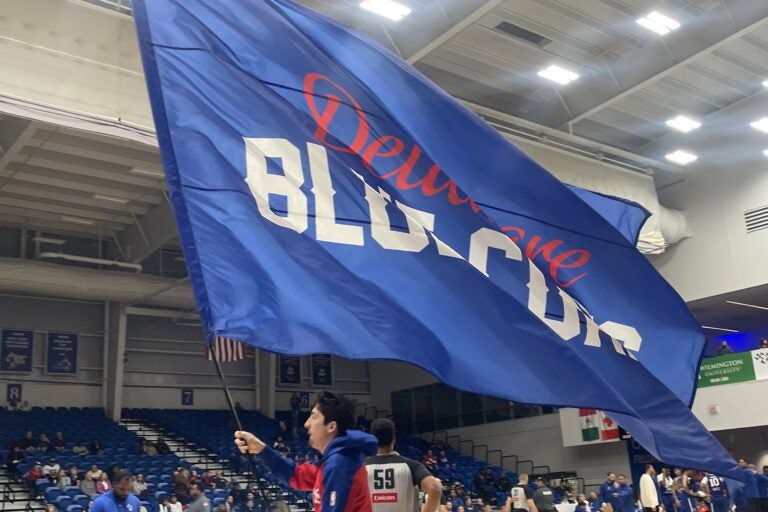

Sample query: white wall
[653,162,768,301]
[439,414,630,488]
[692,378,768,431]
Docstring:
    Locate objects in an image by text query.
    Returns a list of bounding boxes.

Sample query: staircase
[119,419,308,511]
[0,467,46,512]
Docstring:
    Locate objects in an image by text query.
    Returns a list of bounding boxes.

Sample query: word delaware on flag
[579,409,620,442]
[206,336,245,362]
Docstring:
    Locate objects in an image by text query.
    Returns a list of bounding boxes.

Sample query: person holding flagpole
[234,391,377,512]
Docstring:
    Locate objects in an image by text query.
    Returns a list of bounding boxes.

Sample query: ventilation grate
[495,21,552,47]
[745,204,768,233]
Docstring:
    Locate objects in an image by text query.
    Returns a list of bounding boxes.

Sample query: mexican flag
[580,409,600,441]
[579,409,620,442]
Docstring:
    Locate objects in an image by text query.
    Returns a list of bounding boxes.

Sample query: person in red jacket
[235,391,377,512]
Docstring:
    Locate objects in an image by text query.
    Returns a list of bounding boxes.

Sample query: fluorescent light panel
[537,65,580,85]
[701,325,739,333]
[130,167,164,178]
[360,0,411,21]
[665,150,697,165]
[725,300,768,312]
[636,11,680,35]
[93,194,129,204]
[61,215,95,226]
[666,115,701,133]
[30,236,66,245]
[750,117,768,134]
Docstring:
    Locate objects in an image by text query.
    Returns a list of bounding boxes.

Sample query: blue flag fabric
[133,0,739,478]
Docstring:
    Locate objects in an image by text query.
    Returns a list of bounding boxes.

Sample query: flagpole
[209,343,268,504]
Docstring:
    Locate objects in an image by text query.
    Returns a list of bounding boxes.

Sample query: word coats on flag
[132,0,741,479]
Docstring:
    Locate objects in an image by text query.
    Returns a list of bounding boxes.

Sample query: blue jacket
[756,473,768,499]
[90,491,141,512]
[600,481,617,507]
[614,484,635,512]
[743,469,759,499]
[258,430,377,512]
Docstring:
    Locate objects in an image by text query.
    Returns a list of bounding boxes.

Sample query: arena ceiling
[1,0,768,334]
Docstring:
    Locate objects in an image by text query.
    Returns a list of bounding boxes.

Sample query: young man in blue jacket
[235,391,377,512]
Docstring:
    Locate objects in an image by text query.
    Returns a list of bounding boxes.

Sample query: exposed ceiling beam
[398,0,504,65]
[521,0,768,129]
[117,200,177,263]
[0,118,36,176]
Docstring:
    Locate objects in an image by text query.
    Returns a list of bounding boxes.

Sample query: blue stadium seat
[45,488,64,502]
[67,505,83,512]
[74,496,90,508]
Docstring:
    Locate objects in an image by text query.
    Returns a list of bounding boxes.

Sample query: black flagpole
[209,344,269,504]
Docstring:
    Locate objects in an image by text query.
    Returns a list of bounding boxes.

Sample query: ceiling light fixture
[763,80,768,88]
[636,11,681,35]
[61,216,95,226]
[360,0,411,21]
[701,325,740,333]
[537,65,580,85]
[30,236,66,245]
[750,117,768,134]
[665,150,697,165]
[93,194,129,204]
[666,115,701,133]
[725,300,768,311]
[763,148,768,158]
[130,167,164,178]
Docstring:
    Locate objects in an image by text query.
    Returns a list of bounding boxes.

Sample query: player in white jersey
[366,419,443,512]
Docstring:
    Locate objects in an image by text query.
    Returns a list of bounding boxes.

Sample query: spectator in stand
[69,467,81,486]
[214,471,227,489]
[189,470,200,486]
[422,449,437,470]
[38,434,52,452]
[438,450,450,467]
[20,401,31,411]
[450,489,463,509]
[26,463,43,490]
[243,500,256,512]
[20,431,37,451]
[43,458,60,477]
[6,398,20,411]
[456,507,465,512]
[107,464,123,481]
[224,495,235,512]
[7,446,23,474]
[86,465,103,481]
[46,504,57,512]
[273,436,289,455]
[135,439,147,455]
[132,474,149,499]
[53,432,67,452]
[156,437,172,455]
[169,495,183,512]
[158,497,171,512]
[80,473,97,497]
[174,469,191,504]
[96,473,112,494]
[73,440,88,456]
[143,441,158,456]
[56,469,71,490]
[760,339,768,349]
[463,496,475,512]
[215,505,227,512]
[289,393,301,433]
[587,492,600,512]
[575,494,590,512]
[89,439,103,455]
[202,471,216,488]
[717,342,734,356]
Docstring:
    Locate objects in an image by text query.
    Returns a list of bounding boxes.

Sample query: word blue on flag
[133,0,740,478]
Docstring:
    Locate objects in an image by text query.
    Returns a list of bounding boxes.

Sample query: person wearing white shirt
[168,495,183,512]
[43,459,61,477]
[639,465,660,512]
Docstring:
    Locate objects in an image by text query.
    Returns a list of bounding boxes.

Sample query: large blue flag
[133,0,739,478]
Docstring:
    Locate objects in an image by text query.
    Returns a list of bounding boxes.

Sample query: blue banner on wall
[46,333,78,375]
[278,355,302,385]
[1,330,34,373]
[311,354,333,387]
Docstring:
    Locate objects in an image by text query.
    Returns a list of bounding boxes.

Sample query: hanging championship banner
[1,330,34,373]
[46,333,78,375]
[311,354,333,387]
[278,355,302,385]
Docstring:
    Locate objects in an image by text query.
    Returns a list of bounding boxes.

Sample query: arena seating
[1,408,204,512]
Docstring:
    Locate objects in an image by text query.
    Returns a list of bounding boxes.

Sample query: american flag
[206,336,245,362]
